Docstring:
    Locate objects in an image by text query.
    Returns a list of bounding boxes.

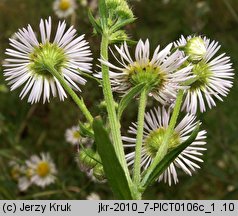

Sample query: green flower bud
[184,37,206,63]
[109,30,129,43]
[106,0,134,21]
[93,164,106,181]
[78,148,100,169]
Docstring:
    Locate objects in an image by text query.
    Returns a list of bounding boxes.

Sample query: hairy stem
[140,90,184,189]
[133,89,147,185]
[100,33,131,182]
[46,64,93,124]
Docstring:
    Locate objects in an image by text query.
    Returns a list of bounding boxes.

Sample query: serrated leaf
[88,10,102,34]
[140,124,200,189]
[118,83,146,120]
[93,118,133,199]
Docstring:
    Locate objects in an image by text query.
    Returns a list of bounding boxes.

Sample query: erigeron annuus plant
[3,0,234,199]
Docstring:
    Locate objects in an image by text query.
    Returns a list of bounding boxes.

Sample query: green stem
[45,64,93,124]
[140,90,184,189]
[133,89,147,185]
[100,33,131,181]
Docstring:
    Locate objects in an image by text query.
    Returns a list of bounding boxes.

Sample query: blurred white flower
[53,0,77,18]
[65,125,81,145]
[65,125,93,146]
[26,153,57,188]
[86,192,101,200]
[18,166,34,191]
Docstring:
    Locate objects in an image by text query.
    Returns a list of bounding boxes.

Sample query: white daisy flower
[65,125,81,145]
[123,106,207,186]
[26,153,57,188]
[53,0,77,18]
[175,35,234,113]
[98,39,193,105]
[4,17,92,104]
[65,125,93,146]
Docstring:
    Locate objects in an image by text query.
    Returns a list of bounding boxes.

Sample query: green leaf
[88,10,102,34]
[118,83,146,120]
[140,124,200,190]
[93,118,133,199]
[109,38,137,45]
[99,0,108,30]
[79,121,94,138]
[111,18,137,33]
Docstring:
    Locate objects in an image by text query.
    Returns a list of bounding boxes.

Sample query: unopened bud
[184,37,206,62]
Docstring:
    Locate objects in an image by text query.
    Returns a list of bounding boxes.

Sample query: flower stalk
[45,64,93,124]
[133,88,147,185]
[100,32,131,182]
[140,90,184,189]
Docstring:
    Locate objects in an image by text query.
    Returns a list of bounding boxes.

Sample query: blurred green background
[0,0,238,199]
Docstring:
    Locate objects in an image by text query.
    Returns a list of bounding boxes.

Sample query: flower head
[65,125,81,145]
[65,125,93,146]
[53,0,77,18]
[123,106,207,185]
[4,17,92,104]
[26,153,57,188]
[106,0,134,21]
[183,37,206,62]
[98,39,193,105]
[175,35,234,113]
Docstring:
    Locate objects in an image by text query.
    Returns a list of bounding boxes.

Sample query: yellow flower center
[59,0,71,11]
[73,131,81,139]
[37,162,50,177]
